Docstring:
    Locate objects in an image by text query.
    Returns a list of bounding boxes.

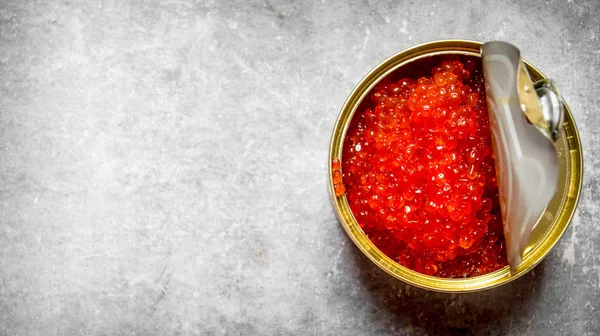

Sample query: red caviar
[338,57,508,277]
[332,158,346,196]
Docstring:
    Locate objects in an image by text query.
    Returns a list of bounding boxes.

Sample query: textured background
[1,0,599,335]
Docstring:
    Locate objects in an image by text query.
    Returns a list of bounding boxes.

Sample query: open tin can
[328,40,583,292]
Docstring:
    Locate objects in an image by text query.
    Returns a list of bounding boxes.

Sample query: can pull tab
[481,41,562,273]
[517,62,565,142]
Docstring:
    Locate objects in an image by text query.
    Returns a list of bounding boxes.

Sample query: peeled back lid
[481,41,565,272]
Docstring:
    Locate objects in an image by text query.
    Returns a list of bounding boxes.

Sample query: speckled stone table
[1,1,599,335]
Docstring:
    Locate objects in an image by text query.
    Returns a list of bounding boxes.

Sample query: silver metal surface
[481,41,562,272]
[535,79,566,142]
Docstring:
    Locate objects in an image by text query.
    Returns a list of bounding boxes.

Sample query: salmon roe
[332,158,346,196]
[338,57,508,278]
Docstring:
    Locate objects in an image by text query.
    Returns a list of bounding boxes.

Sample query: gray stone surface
[0,0,599,335]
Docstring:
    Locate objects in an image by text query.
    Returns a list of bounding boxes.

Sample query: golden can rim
[328,39,584,293]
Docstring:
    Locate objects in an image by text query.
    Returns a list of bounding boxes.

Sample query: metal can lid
[481,41,562,272]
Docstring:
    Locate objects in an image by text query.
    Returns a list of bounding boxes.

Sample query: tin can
[328,40,583,292]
